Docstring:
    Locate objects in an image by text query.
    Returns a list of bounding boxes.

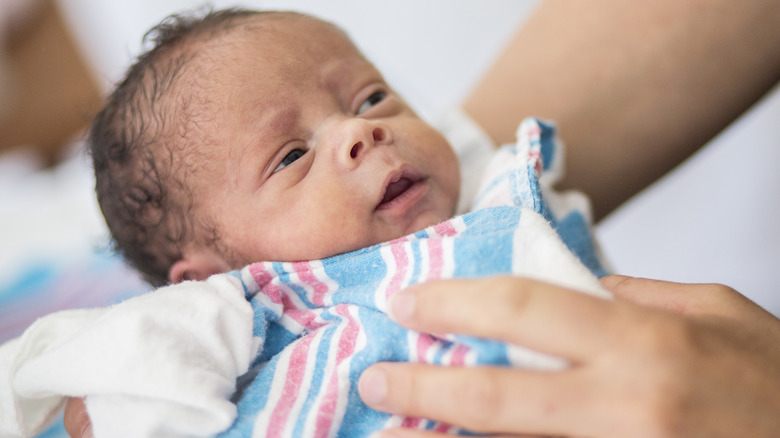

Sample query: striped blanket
[0,119,609,437]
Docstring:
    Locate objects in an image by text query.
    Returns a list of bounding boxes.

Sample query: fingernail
[388,289,415,323]
[359,366,388,407]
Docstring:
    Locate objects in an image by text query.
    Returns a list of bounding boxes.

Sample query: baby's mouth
[380,178,414,205]
[376,168,425,210]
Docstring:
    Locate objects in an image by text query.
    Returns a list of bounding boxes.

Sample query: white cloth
[0,275,254,437]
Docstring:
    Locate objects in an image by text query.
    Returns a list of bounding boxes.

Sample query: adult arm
[463,0,780,220]
[359,276,780,437]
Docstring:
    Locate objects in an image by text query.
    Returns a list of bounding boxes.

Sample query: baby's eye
[272,148,307,174]
[356,91,387,114]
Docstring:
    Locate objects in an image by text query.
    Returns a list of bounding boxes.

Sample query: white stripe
[374,245,396,312]
[400,243,415,290]
[311,260,339,307]
[463,348,479,366]
[299,305,367,438]
[439,341,454,366]
[425,338,445,364]
[406,330,419,363]
[441,231,456,279]
[326,305,366,438]
[276,287,306,335]
[255,289,284,318]
[419,238,430,283]
[240,268,261,294]
[383,414,405,430]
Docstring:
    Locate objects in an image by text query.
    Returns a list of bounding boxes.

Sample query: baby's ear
[168,251,230,283]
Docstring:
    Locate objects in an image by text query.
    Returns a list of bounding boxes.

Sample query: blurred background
[2,0,779,350]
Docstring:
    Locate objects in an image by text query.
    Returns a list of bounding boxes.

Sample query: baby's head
[91,9,460,287]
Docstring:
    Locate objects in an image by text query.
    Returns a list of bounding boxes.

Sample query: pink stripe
[401,417,421,428]
[389,235,409,245]
[426,237,444,280]
[385,243,410,299]
[314,305,360,437]
[281,294,327,332]
[292,261,330,306]
[266,334,317,437]
[249,263,272,286]
[433,220,457,237]
[449,344,470,366]
[416,334,436,364]
[250,264,283,305]
[433,423,452,433]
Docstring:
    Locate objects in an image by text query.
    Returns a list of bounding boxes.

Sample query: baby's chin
[410,212,456,234]
[272,210,459,263]
[378,210,456,246]
[319,220,448,260]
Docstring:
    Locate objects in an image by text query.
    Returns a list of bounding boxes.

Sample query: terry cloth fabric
[0,118,609,437]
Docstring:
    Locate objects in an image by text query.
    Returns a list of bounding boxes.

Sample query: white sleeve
[0,274,254,438]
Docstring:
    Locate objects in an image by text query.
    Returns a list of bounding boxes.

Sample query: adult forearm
[464,0,780,219]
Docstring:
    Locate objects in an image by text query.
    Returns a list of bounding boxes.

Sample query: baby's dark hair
[90,8,282,286]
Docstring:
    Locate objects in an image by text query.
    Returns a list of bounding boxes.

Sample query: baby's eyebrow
[319,58,379,94]
[261,106,300,138]
[235,105,302,190]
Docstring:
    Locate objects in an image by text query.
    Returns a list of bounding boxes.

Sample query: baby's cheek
[443,159,462,206]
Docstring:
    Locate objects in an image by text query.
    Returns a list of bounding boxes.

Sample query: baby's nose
[348,125,389,158]
[336,119,392,169]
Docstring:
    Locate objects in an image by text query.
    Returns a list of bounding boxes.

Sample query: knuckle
[603,274,640,293]
[642,380,692,436]
[625,320,700,437]
[633,313,698,358]
[703,283,740,305]
[637,388,694,438]
[706,282,737,296]
[457,370,506,428]
[488,276,534,317]
[611,372,694,438]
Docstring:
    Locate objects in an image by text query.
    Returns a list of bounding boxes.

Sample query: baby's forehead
[174,12,373,111]
[193,13,364,68]
[158,12,372,168]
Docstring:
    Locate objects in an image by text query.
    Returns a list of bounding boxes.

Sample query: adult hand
[358,275,780,438]
[63,397,92,438]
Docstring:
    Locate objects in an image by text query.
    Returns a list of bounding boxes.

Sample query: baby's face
[180,15,460,267]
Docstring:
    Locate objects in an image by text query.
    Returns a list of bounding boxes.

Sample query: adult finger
[63,397,93,438]
[359,362,588,436]
[601,275,771,320]
[372,428,537,438]
[389,277,626,361]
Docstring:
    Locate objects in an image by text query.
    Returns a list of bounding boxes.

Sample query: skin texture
[168,15,460,283]
[359,275,780,438]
